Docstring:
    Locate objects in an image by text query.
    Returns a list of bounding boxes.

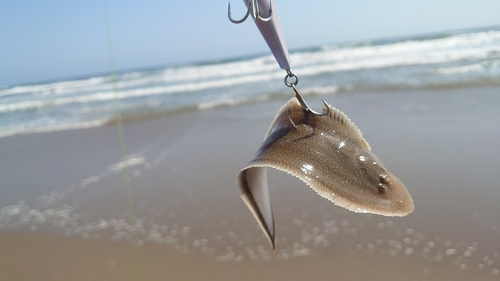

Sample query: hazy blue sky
[1,0,499,86]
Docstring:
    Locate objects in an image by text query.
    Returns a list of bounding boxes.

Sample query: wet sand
[1,86,500,280]
[1,231,496,281]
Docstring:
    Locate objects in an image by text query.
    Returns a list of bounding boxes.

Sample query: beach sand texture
[1,87,499,280]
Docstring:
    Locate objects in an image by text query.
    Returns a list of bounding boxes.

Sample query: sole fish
[238,96,414,249]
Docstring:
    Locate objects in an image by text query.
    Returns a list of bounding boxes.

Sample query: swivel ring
[284,72,298,87]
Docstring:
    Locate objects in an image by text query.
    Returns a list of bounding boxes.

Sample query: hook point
[292,85,329,116]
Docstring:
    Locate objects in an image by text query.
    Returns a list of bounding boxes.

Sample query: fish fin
[237,167,275,249]
[323,101,371,151]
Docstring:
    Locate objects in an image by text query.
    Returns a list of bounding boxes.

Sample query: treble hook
[285,71,329,116]
[228,2,250,24]
[228,0,272,24]
[252,0,272,22]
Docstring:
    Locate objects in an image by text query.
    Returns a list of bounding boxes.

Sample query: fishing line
[101,0,138,246]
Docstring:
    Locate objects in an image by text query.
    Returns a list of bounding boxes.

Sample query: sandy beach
[1,86,500,280]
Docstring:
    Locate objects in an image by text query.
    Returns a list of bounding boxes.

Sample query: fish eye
[379,173,390,184]
[377,183,387,193]
[355,151,392,194]
[377,174,390,193]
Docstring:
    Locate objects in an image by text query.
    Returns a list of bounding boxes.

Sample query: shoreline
[2,84,500,142]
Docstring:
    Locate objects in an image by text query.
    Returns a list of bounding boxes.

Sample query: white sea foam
[291,31,500,77]
[0,119,107,139]
[0,71,285,114]
[0,76,108,98]
[161,56,278,83]
[196,93,275,111]
[301,86,340,95]
[3,31,499,104]
[437,63,484,75]
[197,98,250,111]
[108,155,146,173]
[3,30,499,101]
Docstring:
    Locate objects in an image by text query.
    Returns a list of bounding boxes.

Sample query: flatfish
[238,96,414,249]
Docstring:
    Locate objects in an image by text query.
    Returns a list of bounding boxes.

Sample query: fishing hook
[228,0,272,24]
[285,70,329,116]
[227,2,250,24]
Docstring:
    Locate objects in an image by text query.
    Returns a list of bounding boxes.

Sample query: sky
[1,0,499,86]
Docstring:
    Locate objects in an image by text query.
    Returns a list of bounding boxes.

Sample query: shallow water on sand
[1,87,499,280]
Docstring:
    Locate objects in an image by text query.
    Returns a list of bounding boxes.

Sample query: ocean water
[1,26,500,138]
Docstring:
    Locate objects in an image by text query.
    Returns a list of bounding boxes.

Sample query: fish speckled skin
[238,97,414,249]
